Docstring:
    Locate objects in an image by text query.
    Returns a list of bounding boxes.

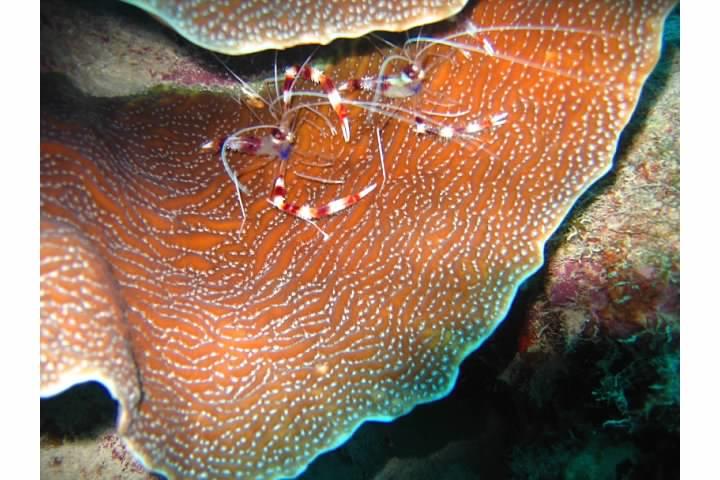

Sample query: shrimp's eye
[401,64,418,82]
[271,128,285,142]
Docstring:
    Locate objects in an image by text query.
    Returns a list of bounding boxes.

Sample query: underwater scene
[41,0,679,478]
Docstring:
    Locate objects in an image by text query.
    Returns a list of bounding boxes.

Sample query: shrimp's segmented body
[339,60,426,100]
[224,127,294,163]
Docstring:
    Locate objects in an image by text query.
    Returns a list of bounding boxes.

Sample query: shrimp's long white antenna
[376,127,387,191]
[220,138,247,237]
[408,23,617,61]
[273,51,280,100]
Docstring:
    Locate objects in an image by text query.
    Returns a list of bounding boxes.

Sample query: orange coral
[40,0,676,478]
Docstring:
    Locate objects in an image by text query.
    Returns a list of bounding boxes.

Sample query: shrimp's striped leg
[268,175,376,239]
[338,62,425,100]
[284,65,350,142]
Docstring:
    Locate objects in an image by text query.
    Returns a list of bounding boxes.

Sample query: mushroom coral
[40,0,677,478]
[121,0,469,55]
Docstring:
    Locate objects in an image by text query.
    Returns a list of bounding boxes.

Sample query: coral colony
[41,0,677,478]
[120,0,469,55]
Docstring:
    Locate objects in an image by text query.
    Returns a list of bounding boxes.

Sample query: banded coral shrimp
[201,54,376,240]
[310,29,511,150]
[339,17,623,100]
[327,15,625,150]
